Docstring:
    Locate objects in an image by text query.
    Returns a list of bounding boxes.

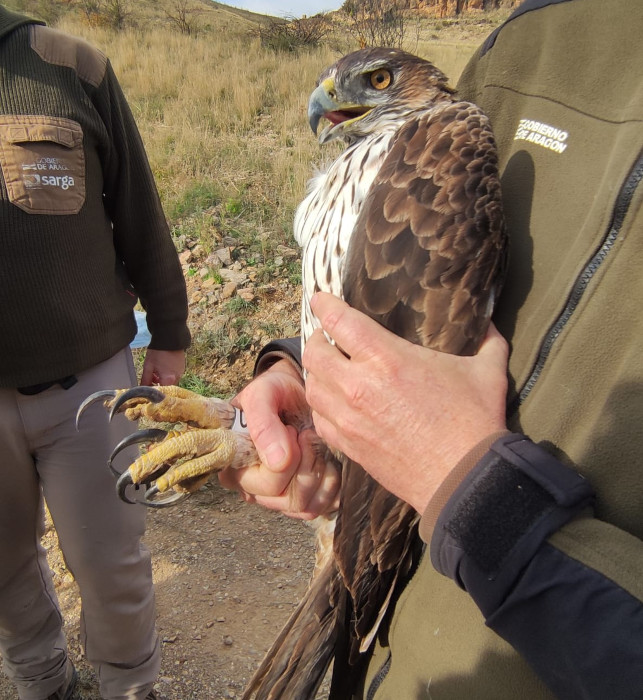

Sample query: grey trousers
[0,349,160,700]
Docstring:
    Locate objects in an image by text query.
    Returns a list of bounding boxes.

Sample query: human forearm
[426,433,595,605]
[491,532,643,699]
[97,62,190,351]
[254,337,302,376]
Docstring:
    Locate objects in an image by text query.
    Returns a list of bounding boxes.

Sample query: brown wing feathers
[344,101,506,355]
[331,101,506,692]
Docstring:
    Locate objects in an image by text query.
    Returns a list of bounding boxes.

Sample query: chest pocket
[0,115,85,215]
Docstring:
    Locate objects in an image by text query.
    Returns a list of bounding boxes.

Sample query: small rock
[221,281,237,299]
[214,247,233,266]
[276,245,299,259]
[219,268,248,286]
[237,288,255,302]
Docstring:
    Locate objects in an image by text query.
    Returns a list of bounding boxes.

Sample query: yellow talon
[125,428,259,496]
[155,437,237,492]
[81,385,261,505]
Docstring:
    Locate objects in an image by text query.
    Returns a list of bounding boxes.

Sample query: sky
[224,0,345,19]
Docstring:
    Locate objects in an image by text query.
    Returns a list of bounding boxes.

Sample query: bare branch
[342,0,406,49]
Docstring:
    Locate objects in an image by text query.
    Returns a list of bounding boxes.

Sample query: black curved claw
[115,467,188,508]
[115,461,176,506]
[108,386,166,421]
[116,470,138,505]
[108,428,168,477]
[141,484,189,508]
[75,390,117,430]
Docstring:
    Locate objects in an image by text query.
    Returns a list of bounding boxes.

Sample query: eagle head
[308,47,455,145]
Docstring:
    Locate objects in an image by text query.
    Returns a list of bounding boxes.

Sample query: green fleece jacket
[0,7,189,387]
[257,1,643,694]
[357,1,643,698]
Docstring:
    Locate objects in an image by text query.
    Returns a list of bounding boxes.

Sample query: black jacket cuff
[254,337,302,376]
[430,433,595,616]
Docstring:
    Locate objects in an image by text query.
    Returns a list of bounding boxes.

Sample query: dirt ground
[0,485,319,700]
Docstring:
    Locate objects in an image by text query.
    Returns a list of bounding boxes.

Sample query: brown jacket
[0,7,189,387]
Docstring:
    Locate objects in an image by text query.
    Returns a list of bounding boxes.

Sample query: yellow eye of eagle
[370,69,391,90]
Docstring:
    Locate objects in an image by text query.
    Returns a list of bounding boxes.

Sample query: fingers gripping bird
[78,48,506,698]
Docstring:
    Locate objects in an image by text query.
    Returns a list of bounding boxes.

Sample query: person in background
[221,0,643,697]
[0,5,190,699]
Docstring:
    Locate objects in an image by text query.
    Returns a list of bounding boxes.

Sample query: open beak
[308,79,371,143]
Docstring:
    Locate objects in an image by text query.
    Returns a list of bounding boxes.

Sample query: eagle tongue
[325,109,364,125]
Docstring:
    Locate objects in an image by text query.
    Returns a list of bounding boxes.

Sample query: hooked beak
[308,79,372,144]
[308,80,339,135]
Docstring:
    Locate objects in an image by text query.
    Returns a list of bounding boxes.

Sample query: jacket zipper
[366,652,391,700]
[512,149,643,411]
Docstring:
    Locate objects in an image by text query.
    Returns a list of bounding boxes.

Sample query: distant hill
[2,0,516,33]
[342,0,517,14]
[2,0,279,31]
[207,0,279,24]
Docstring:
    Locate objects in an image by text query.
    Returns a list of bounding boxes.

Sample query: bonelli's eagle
[78,48,506,699]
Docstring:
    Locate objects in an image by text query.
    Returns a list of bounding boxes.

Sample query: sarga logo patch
[23,171,76,191]
[0,116,86,214]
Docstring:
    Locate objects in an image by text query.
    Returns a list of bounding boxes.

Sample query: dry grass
[57,18,342,249]
[53,11,487,247]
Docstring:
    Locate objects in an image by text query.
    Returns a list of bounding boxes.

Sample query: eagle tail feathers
[242,559,340,700]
